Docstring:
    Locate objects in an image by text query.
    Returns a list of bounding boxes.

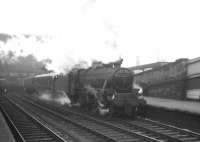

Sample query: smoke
[40,93,52,101]
[85,85,98,96]
[0,0,123,73]
[0,50,51,75]
[62,60,89,75]
[38,90,71,106]
[0,30,121,73]
[0,33,12,43]
[133,82,143,94]
[73,60,89,69]
[84,84,110,116]
[81,0,97,12]
[0,33,50,58]
[0,33,54,72]
[84,85,104,108]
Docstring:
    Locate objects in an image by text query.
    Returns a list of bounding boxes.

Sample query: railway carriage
[23,73,61,94]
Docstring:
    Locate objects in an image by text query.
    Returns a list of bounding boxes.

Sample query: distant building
[129,62,170,74]
[130,58,200,100]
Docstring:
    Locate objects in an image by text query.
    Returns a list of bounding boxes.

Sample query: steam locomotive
[22,59,146,117]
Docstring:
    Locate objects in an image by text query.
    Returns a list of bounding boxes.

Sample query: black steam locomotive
[23,60,146,117]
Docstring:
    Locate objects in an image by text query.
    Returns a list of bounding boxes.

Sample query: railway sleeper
[162,131,180,135]
[169,134,189,138]
[23,135,53,139]
[179,137,200,141]
[26,137,55,142]
[155,129,173,133]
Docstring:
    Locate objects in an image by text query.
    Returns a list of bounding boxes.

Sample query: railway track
[10,95,163,142]
[21,95,200,142]
[10,96,117,142]
[55,107,200,142]
[133,118,200,142]
[102,117,200,142]
[0,96,67,142]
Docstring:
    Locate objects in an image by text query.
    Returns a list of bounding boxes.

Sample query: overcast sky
[0,0,200,72]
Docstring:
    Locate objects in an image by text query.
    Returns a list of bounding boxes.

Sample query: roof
[188,57,200,64]
[34,73,60,78]
[129,62,169,71]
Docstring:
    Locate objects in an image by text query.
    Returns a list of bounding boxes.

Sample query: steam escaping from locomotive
[133,82,143,94]
[55,91,71,106]
[84,85,105,107]
[37,90,71,106]
[40,93,51,101]
[0,33,121,73]
[84,85,98,95]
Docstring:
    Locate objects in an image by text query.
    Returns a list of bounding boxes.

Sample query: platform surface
[144,96,200,115]
[0,109,16,142]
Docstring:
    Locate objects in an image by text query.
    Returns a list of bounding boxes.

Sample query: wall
[186,57,200,100]
[187,57,200,77]
[146,80,185,99]
[134,59,188,99]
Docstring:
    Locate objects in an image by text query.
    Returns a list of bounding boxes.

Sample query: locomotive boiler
[68,60,146,117]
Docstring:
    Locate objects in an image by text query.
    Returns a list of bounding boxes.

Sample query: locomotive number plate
[115,69,132,77]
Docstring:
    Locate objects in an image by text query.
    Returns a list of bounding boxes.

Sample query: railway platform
[144,96,200,115]
[0,109,16,142]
